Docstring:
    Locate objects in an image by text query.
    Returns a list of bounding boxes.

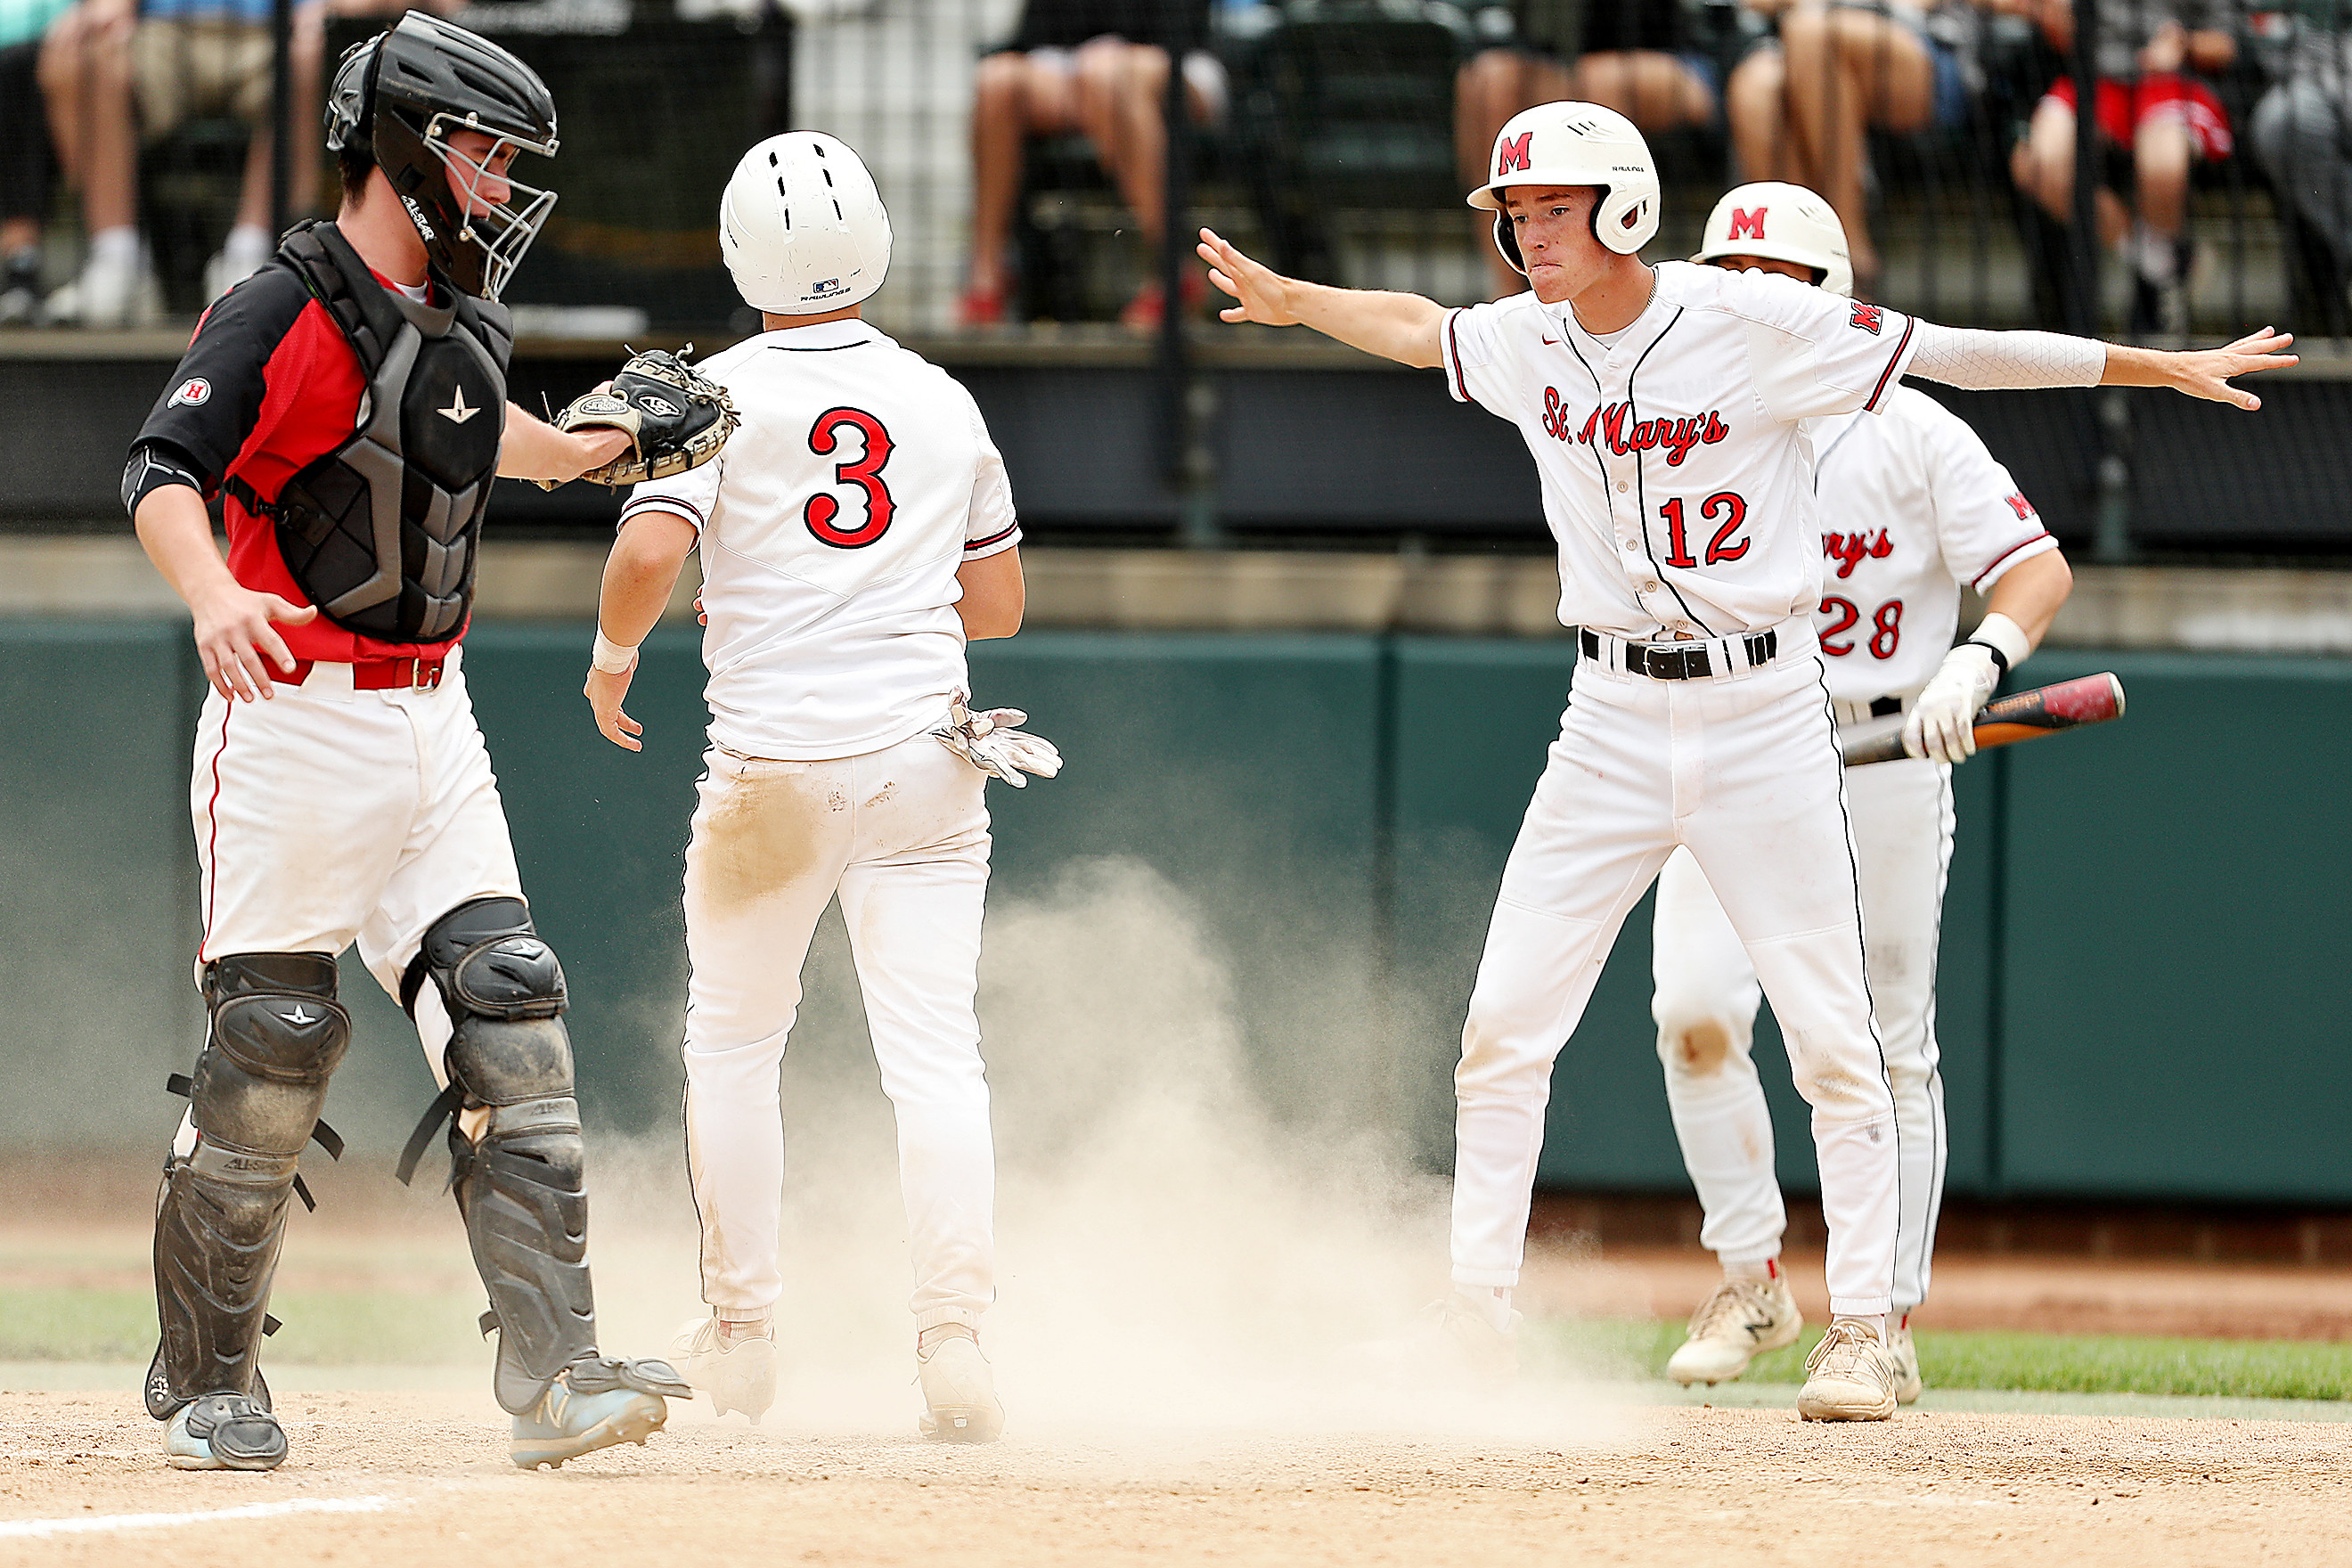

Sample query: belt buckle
[412,658,442,692]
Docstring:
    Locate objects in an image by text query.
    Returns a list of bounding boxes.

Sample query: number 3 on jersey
[804,406,895,548]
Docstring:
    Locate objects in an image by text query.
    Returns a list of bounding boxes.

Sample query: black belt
[1578,627,1777,681]
[1868,694,1904,718]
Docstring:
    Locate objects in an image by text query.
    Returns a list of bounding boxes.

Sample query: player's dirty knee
[1674,1019,1734,1074]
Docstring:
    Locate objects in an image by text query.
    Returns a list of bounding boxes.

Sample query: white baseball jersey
[1807,384,2056,704]
[1441,260,1922,641]
[623,318,1021,762]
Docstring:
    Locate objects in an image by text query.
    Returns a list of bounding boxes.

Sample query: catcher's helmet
[1693,181,1854,298]
[721,133,891,315]
[1469,102,1660,273]
[326,12,559,302]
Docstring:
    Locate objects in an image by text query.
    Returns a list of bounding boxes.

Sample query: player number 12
[1657,493,1752,569]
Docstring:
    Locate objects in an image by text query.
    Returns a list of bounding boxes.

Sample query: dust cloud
[578,856,1629,1450]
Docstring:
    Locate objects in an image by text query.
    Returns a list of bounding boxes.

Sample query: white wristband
[1966,611,2032,674]
[591,631,639,674]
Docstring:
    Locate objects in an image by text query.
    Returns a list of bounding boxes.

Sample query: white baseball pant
[188,648,520,1097]
[1653,750,1952,1313]
[681,727,996,1334]
[1451,637,1901,1317]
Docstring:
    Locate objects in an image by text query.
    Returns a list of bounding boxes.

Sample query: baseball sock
[716,1310,772,1345]
[89,226,137,266]
[1724,1256,1778,1284]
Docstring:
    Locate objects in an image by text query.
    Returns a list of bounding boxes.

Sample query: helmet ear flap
[1492,212,1525,275]
[1595,188,1656,255]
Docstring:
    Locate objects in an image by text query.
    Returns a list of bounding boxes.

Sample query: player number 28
[1657,492,1751,569]
[1819,596,1904,658]
[804,406,897,548]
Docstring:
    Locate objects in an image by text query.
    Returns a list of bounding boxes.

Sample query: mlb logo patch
[169,377,211,408]
[1850,302,1884,335]
[813,277,845,295]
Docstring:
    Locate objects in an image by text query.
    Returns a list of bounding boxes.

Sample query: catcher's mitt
[549,347,738,488]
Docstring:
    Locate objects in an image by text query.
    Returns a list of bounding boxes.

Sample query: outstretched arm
[1907,324,2296,410]
[1196,228,1446,369]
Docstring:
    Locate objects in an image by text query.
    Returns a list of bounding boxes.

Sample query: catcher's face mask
[419,119,559,303]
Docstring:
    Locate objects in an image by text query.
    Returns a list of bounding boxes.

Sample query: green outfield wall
[1,622,2341,1205]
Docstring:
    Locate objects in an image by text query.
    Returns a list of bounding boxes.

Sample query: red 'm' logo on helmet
[1497,133,1532,176]
[1729,207,1767,241]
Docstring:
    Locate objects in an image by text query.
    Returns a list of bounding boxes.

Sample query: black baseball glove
[548,347,738,488]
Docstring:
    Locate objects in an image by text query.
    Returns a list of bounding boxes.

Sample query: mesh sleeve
[1906,322,2107,391]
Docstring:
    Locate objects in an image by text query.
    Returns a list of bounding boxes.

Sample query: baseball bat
[1842,673,2127,767]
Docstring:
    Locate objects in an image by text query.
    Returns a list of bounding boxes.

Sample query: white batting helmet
[1467,102,1660,271]
[721,132,892,314]
[1693,181,1853,298]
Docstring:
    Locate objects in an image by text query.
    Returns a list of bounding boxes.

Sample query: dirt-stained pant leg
[1651,845,1784,1266]
[1679,661,1898,1319]
[1653,751,1952,1313]
[680,750,862,1317]
[682,731,997,1324]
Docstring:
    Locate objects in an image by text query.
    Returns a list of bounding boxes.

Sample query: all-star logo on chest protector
[252,220,514,643]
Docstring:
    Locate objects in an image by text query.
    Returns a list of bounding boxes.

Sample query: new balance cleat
[672,1314,778,1423]
[917,1325,1003,1443]
[510,1355,691,1470]
[1665,1272,1803,1385]
[165,1392,287,1471]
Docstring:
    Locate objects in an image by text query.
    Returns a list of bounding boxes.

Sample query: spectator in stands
[1458,0,1725,298]
[2009,0,2237,331]
[2248,1,2352,307]
[37,0,437,325]
[961,0,1222,331]
[1727,1,1987,299]
[1,0,74,323]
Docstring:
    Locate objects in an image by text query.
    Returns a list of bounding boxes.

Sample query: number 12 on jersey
[1658,493,1751,568]
[804,406,896,548]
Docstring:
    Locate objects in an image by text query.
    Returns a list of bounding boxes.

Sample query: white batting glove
[1903,645,1999,764]
[1901,612,2031,765]
[932,695,1063,788]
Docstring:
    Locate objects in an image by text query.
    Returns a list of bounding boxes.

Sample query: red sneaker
[957,284,1007,327]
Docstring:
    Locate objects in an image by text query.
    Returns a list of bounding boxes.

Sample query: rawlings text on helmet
[1467,102,1661,269]
[720,132,894,314]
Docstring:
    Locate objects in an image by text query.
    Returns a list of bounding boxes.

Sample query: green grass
[1535,1319,2352,1403]
[0,1288,485,1366]
[8,1288,2352,1401]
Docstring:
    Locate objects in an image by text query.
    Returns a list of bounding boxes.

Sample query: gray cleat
[510,1356,692,1470]
[165,1393,288,1471]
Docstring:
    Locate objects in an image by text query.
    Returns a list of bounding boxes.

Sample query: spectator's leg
[290,0,325,216]
[2134,112,2192,244]
[1727,44,1801,186]
[1570,50,1713,131]
[1456,49,1573,298]
[2015,97,2076,223]
[967,50,1049,314]
[78,7,135,237]
[1777,3,1931,292]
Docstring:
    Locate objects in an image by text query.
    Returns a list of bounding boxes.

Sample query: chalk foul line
[0,1494,403,1539]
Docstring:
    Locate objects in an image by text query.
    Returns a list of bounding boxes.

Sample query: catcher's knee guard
[149,952,350,1420]
[398,897,598,1414]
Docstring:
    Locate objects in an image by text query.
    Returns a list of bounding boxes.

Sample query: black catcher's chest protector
[269,221,514,643]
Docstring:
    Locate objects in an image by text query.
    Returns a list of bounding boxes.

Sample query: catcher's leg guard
[148,952,349,1421]
[400,897,598,1415]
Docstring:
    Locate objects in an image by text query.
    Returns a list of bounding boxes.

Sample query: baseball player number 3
[805,406,896,548]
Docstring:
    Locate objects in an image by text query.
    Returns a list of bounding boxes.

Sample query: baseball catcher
[123,13,688,1474]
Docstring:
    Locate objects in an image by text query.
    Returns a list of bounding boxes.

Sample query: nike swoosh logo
[1543,336,1559,346]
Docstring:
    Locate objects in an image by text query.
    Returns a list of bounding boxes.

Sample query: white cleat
[1665,1273,1803,1386]
[917,1325,1003,1443]
[670,1315,777,1423]
[1795,1319,1899,1422]
[1886,1316,1923,1405]
[1362,1288,1522,1388]
[45,248,159,329]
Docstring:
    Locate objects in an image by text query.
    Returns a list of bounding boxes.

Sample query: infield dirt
[5,1389,2347,1566]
